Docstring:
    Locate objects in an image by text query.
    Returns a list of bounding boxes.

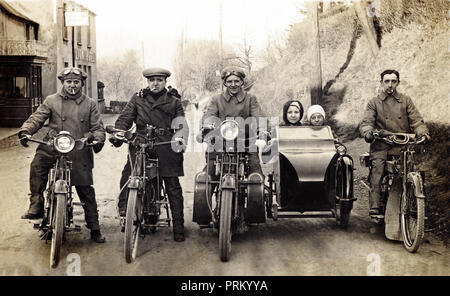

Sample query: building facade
[0,0,97,127]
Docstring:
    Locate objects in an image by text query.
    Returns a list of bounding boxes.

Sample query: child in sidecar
[281,100,304,126]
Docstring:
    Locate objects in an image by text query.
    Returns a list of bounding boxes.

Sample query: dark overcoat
[20,90,105,185]
[115,89,188,177]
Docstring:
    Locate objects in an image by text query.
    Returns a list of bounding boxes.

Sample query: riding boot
[90,229,106,243]
[164,177,185,242]
[24,149,55,219]
[118,146,136,216]
[21,194,44,219]
[369,158,386,216]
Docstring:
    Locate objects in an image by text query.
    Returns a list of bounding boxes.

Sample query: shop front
[0,55,45,127]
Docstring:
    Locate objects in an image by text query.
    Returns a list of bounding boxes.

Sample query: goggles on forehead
[222,71,245,80]
[62,67,82,76]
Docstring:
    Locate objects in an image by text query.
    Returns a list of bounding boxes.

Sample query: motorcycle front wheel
[50,194,66,268]
[400,181,425,253]
[124,188,141,263]
[219,189,233,262]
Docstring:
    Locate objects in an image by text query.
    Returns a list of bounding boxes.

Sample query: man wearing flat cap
[18,67,106,243]
[111,67,189,242]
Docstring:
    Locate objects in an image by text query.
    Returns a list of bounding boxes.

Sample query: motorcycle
[193,119,266,261]
[360,130,427,252]
[20,131,96,268]
[106,124,183,263]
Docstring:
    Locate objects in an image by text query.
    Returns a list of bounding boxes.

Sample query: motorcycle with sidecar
[193,122,356,262]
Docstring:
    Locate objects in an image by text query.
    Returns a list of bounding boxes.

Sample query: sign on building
[65,11,89,26]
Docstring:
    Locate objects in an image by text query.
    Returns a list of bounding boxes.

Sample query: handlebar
[106,125,184,147]
[19,134,99,149]
[372,131,426,145]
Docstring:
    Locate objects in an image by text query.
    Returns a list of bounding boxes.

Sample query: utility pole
[141,41,145,69]
[308,0,323,105]
[219,1,223,91]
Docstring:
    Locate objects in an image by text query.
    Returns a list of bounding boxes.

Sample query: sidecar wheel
[336,163,353,229]
[50,194,66,268]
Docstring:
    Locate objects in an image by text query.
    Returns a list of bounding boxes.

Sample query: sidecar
[264,125,356,228]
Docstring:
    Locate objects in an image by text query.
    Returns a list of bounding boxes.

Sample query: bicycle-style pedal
[68,225,81,232]
[199,223,213,229]
[370,215,385,225]
[120,217,126,232]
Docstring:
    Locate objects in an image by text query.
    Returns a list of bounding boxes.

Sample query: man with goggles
[18,67,106,243]
[200,66,267,229]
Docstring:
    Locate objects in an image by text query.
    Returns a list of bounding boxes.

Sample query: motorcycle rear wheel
[219,189,233,262]
[50,194,66,268]
[125,189,141,263]
[400,181,425,253]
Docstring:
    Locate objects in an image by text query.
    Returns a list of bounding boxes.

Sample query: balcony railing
[0,39,47,57]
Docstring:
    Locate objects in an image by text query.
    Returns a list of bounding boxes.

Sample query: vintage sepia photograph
[0,0,448,280]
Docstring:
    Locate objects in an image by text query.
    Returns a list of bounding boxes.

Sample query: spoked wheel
[219,189,233,262]
[50,194,66,268]
[124,189,142,263]
[335,164,353,229]
[401,181,425,253]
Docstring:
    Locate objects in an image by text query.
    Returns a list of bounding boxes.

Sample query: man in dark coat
[110,67,189,242]
[18,67,106,243]
[360,69,430,218]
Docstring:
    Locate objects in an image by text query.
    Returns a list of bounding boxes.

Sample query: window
[87,15,91,48]
[83,65,87,95]
[0,10,6,37]
[26,24,30,40]
[62,3,68,41]
[0,77,28,98]
[76,26,82,45]
[88,66,92,97]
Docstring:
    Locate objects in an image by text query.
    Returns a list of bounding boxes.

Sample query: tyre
[124,189,141,263]
[50,193,66,268]
[219,189,233,262]
[400,181,425,253]
[336,164,352,229]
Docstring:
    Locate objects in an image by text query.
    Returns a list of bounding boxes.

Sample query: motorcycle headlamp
[220,120,239,141]
[54,132,75,153]
[336,144,347,156]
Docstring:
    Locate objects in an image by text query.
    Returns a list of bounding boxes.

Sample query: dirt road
[0,108,448,276]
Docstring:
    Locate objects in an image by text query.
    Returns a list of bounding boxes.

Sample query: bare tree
[97,49,145,103]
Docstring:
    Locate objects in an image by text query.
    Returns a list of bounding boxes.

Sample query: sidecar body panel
[277,126,337,182]
[270,125,349,212]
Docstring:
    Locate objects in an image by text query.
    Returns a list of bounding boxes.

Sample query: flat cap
[221,66,246,80]
[142,67,171,78]
[57,67,87,81]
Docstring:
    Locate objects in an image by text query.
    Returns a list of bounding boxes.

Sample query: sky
[75,0,306,70]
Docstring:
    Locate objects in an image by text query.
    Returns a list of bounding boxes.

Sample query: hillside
[252,0,449,242]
